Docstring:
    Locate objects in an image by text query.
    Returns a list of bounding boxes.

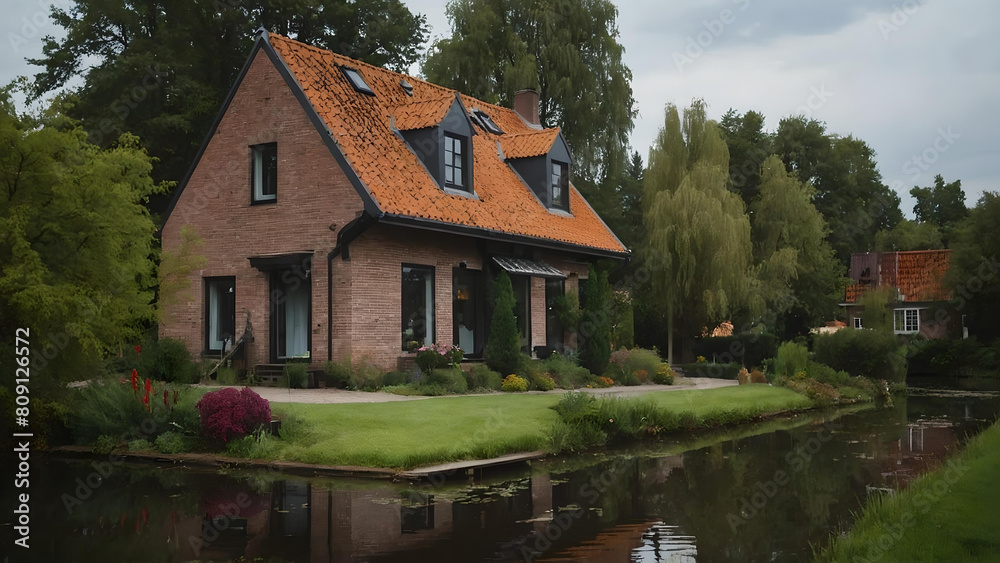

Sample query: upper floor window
[341,66,375,96]
[444,133,468,190]
[251,143,277,203]
[551,161,569,209]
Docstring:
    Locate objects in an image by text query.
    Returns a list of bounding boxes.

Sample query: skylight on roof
[400,79,414,96]
[340,66,375,96]
[472,109,504,135]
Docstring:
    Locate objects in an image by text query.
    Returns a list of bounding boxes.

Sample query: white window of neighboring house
[251,143,277,202]
[854,317,863,329]
[893,309,920,334]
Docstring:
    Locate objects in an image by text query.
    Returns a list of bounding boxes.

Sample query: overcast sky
[4,0,997,217]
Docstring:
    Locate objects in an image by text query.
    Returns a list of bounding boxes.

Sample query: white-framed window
[551,160,569,210]
[893,308,920,334]
[443,133,467,190]
[854,317,863,329]
[251,143,277,203]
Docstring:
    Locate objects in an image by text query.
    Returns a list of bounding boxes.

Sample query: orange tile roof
[268,34,626,255]
[390,94,455,131]
[500,129,561,159]
[844,250,951,303]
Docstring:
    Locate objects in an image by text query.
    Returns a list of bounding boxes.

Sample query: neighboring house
[159,30,628,374]
[842,250,961,338]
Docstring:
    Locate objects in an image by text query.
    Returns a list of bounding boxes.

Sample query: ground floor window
[271,268,310,360]
[545,279,565,351]
[205,277,236,352]
[453,268,483,356]
[894,308,920,333]
[402,265,435,350]
[854,317,863,329]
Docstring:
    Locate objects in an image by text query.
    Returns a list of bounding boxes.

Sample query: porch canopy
[492,256,567,279]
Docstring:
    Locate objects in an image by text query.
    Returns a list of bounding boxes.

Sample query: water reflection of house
[879,420,958,488]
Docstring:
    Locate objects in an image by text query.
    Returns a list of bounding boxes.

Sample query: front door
[270,267,310,362]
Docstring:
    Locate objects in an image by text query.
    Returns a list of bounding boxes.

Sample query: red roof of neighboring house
[267,34,627,256]
[844,250,952,303]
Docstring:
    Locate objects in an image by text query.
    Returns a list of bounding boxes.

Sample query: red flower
[135,344,141,355]
[143,378,152,411]
[163,389,169,408]
[130,369,139,392]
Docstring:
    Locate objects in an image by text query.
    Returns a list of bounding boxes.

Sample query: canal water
[4,391,998,562]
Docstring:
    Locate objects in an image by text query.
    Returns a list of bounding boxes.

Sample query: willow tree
[750,156,842,336]
[643,101,753,364]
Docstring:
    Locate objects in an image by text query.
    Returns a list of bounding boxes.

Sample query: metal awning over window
[492,256,566,279]
[249,251,313,271]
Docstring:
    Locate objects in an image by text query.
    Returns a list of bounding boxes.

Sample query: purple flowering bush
[196,387,271,443]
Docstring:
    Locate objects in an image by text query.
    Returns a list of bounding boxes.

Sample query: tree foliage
[579,264,612,375]
[720,108,771,208]
[28,0,428,195]
[485,270,521,375]
[948,192,1000,342]
[643,101,753,363]
[773,116,902,263]
[910,174,967,237]
[422,0,635,186]
[749,156,843,337]
[0,92,164,380]
[875,219,943,251]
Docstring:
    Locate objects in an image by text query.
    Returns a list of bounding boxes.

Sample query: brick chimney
[514,89,540,126]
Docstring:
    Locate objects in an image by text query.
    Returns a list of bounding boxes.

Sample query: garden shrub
[154,431,188,454]
[93,435,118,455]
[132,338,200,384]
[350,357,386,390]
[426,369,468,394]
[626,348,661,380]
[750,369,767,384]
[653,364,675,385]
[591,375,615,388]
[217,367,238,386]
[415,344,463,374]
[692,330,780,369]
[485,271,522,375]
[528,372,556,391]
[541,353,590,389]
[283,362,309,389]
[737,367,750,385]
[501,374,528,392]
[785,378,841,406]
[70,377,187,443]
[814,329,907,382]
[196,387,271,443]
[128,439,154,452]
[773,341,809,381]
[806,361,851,386]
[467,364,503,390]
[383,371,408,387]
[676,362,741,379]
[322,358,352,389]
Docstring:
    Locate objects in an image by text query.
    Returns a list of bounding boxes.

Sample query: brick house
[159,30,628,375]
[842,250,962,338]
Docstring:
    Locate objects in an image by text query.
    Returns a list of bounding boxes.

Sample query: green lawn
[817,419,1000,562]
[259,385,813,470]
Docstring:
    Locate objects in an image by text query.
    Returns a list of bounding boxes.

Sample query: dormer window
[444,133,467,190]
[551,161,569,209]
[472,109,504,135]
[341,66,375,96]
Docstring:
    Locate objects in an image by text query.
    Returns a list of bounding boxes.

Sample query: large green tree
[875,219,943,251]
[719,108,771,208]
[422,0,635,188]
[910,174,967,238]
[643,101,753,364]
[28,0,428,201]
[749,156,843,337]
[948,192,1000,342]
[773,116,903,263]
[0,91,164,380]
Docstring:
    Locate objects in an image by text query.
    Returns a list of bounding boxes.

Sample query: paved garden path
[227,376,738,405]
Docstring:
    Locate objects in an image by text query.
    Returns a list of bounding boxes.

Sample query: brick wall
[160,49,365,369]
